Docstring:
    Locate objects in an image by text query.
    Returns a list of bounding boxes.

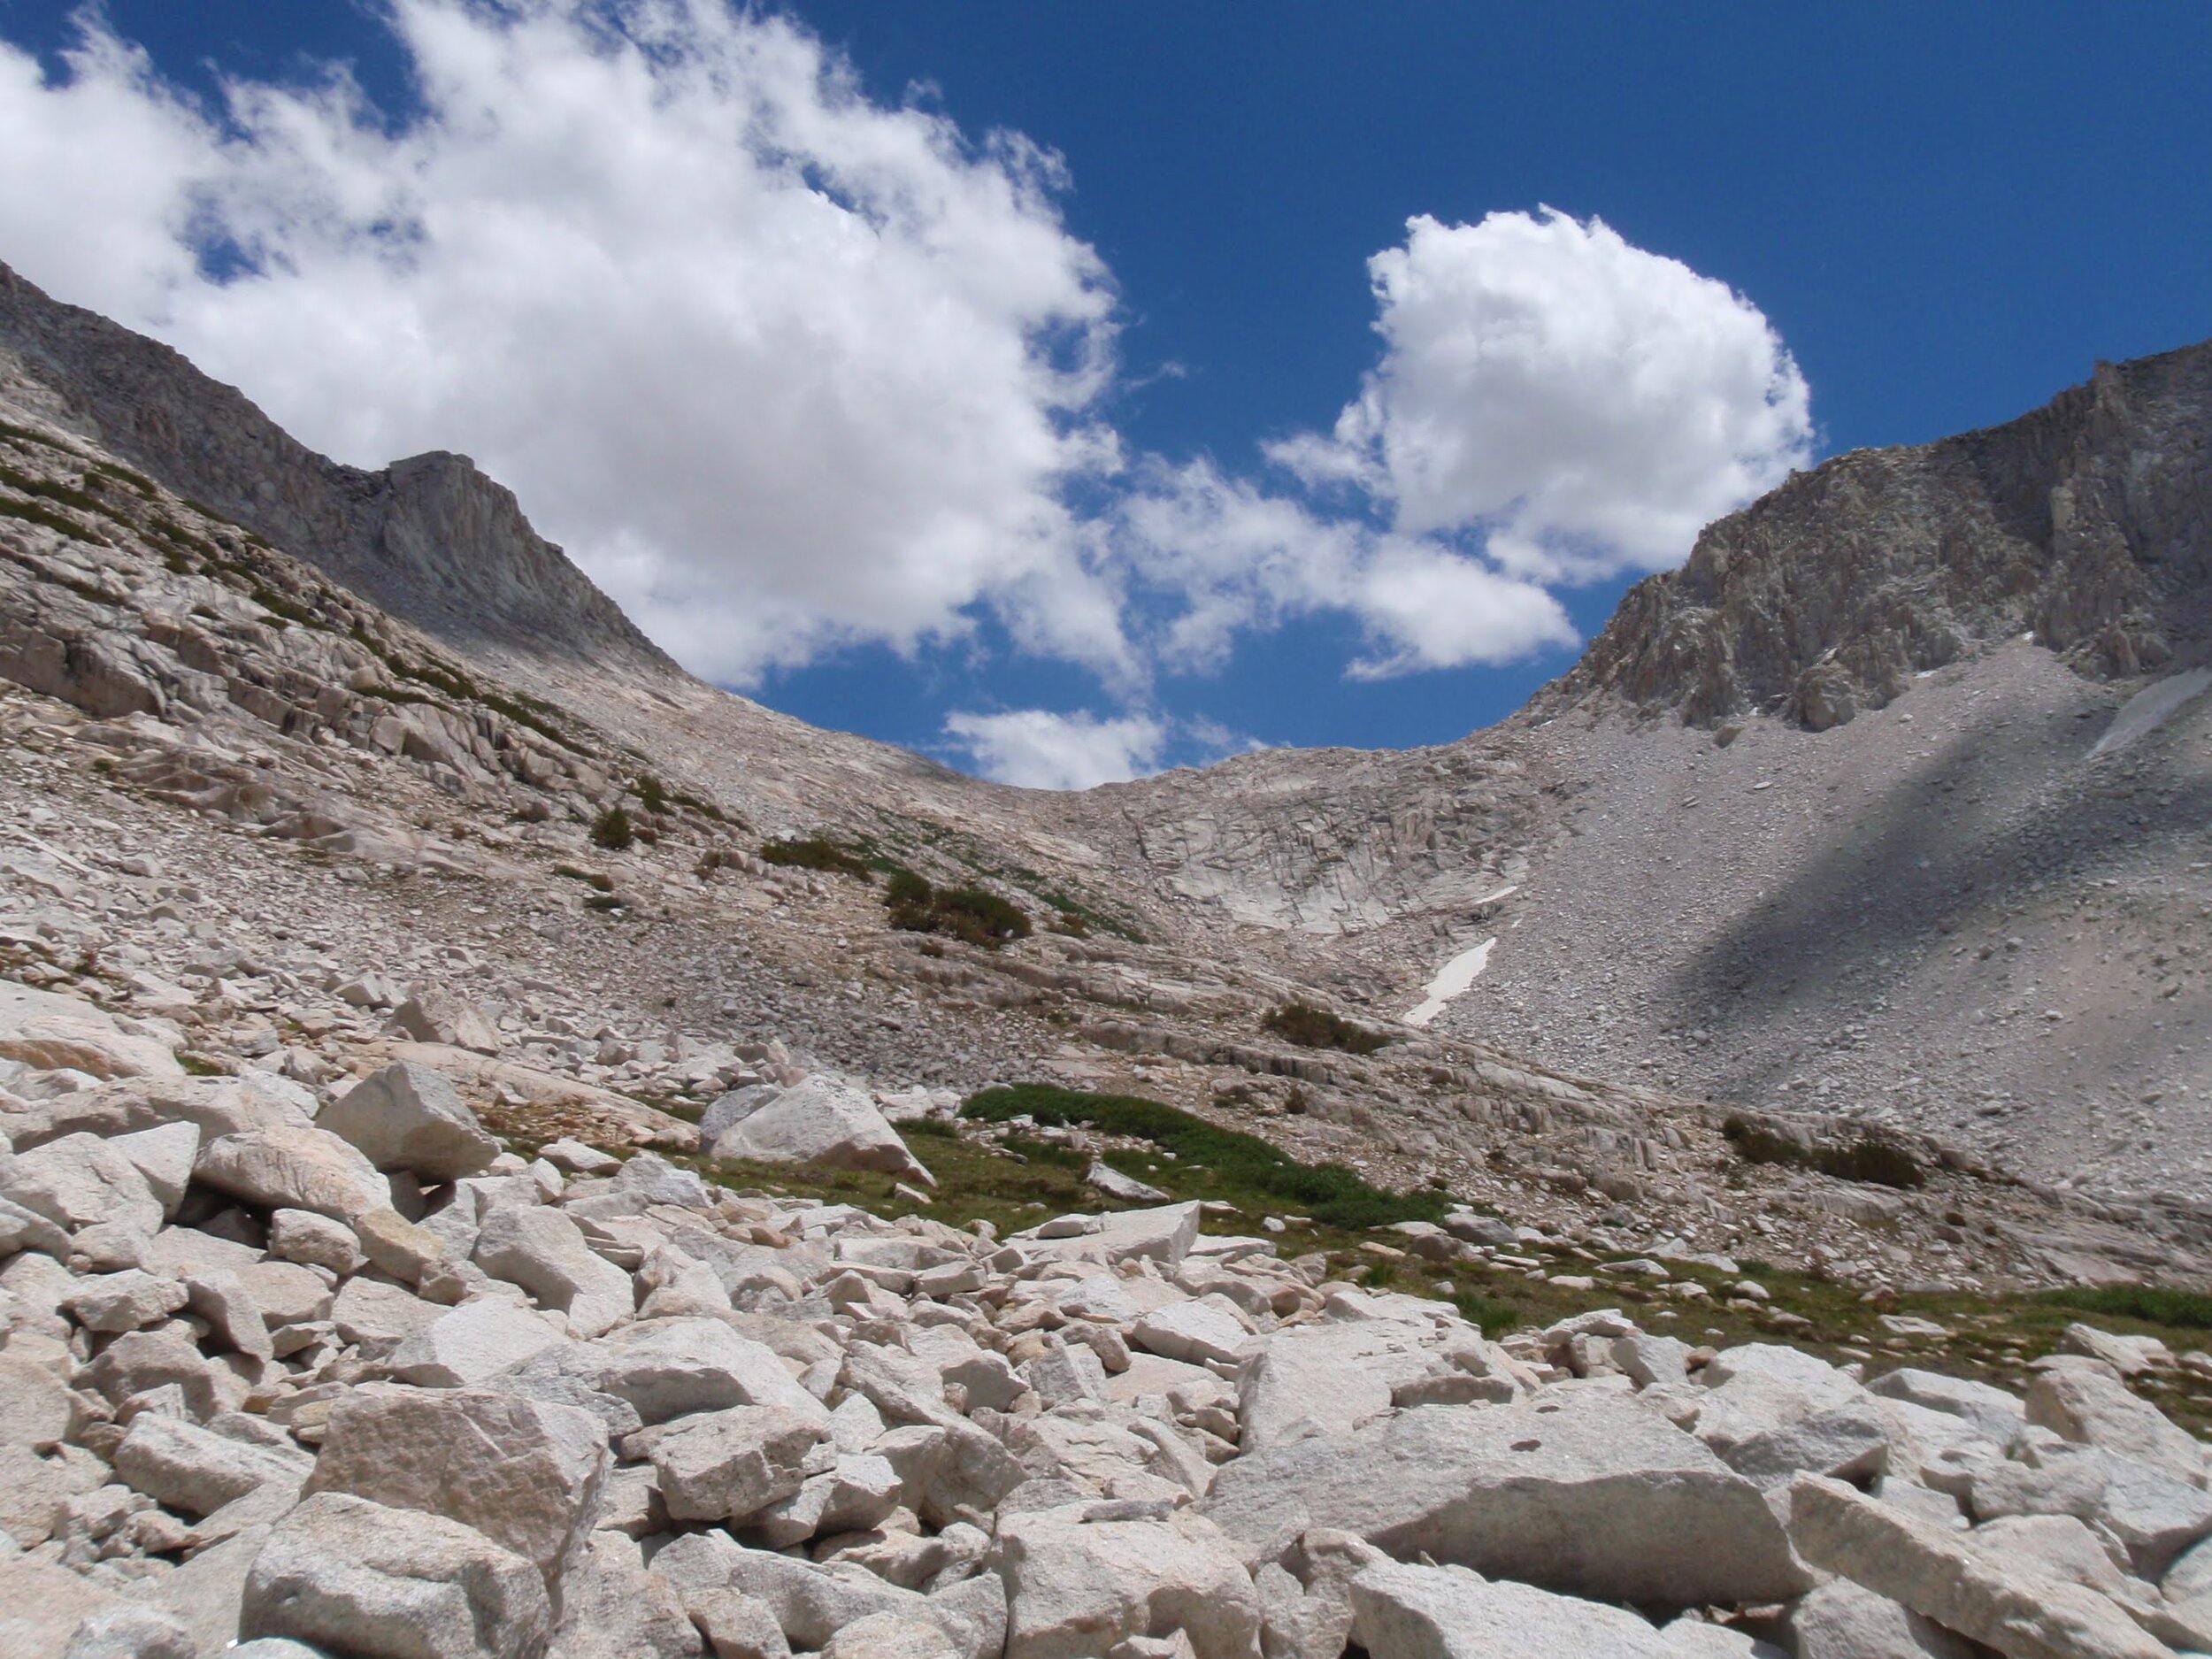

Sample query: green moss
[1263,1002,1389,1056]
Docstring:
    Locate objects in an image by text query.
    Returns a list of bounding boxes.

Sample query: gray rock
[305,1386,611,1603]
[1200,1395,1809,1607]
[683,1587,790,1659]
[330,1275,443,1356]
[242,1491,553,1659]
[649,1532,987,1659]
[58,1607,198,1659]
[1787,1473,2167,1659]
[392,992,503,1056]
[388,1297,568,1387]
[1233,1314,1449,1451]
[628,1404,824,1523]
[113,1414,311,1517]
[1785,1580,1977,1659]
[106,1121,199,1217]
[583,1317,828,1426]
[183,1266,274,1361]
[195,1125,391,1222]
[86,1330,222,1418]
[59,1269,188,1332]
[1348,1555,1672,1658]
[821,1613,959,1659]
[1087,1162,1169,1203]
[0,1192,70,1257]
[2024,1369,2207,1484]
[1692,1344,1889,1491]
[0,1351,77,1449]
[2,1132,164,1234]
[321,1063,500,1183]
[268,1207,365,1274]
[1867,1368,2027,1446]
[546,1532,706,1657]
[235,1259,335,1328]
[998,1502,1262,1659]
[1970,1441,2212,1578]
[474,1204,635,1337]
[707,1078,930,1184]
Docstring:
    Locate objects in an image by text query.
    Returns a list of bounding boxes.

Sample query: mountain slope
[3,261,2210,1276]
[0,264,673,681]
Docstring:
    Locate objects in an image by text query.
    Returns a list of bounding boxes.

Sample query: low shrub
[1721,1115,1925,1189]
[759,836,872,879]
[634,773,669,813]
[1263,1002,1388,1056]
[884,872,1030,948]
[590,806,634,851]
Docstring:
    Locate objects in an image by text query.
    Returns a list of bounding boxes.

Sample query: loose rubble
[4,1010,2211,1658]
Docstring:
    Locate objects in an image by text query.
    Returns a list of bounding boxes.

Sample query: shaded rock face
[1559,342,2212,729]
[0,262,672,679]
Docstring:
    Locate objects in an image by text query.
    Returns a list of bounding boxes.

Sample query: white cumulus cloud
[0,0,1129,685]
[942,708,1166,790]
[1110,457,1576,678]
[0,17,1816,739]
[1271,209,1813,583]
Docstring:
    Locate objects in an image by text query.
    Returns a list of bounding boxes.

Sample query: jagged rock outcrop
[1554,342,2212,729]
[0,264,672,680]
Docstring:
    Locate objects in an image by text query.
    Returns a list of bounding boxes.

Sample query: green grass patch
[2038,1285,2212,1331]
[1449,1288,1522,1333]
[1263,1002,1389,1056]
[964,1083,1446,1230]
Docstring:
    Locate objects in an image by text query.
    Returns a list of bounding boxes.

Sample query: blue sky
[2,3,2207,784]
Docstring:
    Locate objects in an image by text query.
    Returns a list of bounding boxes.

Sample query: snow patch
[2090,668,2212,759]
[1404,937,1498,1028]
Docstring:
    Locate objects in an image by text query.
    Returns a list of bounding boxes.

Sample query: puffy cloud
[1110,457,1576,677]
[0,17,1812,722]
[0,1,1128,685]
[1271,209,1813,583]
[942,708,1166,790]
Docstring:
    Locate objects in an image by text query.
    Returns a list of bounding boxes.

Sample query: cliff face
[1554,342,2212,729]
[0,264,676,680]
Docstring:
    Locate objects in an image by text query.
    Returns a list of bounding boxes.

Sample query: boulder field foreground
[4,1010,2212,1658]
